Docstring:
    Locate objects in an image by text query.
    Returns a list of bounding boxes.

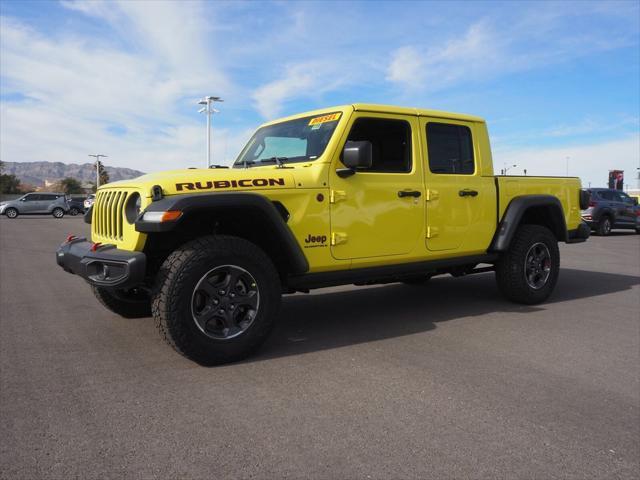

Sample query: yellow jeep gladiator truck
[56,104,590,364]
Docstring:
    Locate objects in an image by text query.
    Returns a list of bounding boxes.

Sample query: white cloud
[386,21,507,90]
[493,134,640,189]
[386,11,636,92]
[386,46,424,88]
[252,61,347,119]
[0,2,240,172]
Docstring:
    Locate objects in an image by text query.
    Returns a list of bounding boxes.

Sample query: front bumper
[56,236,146,288]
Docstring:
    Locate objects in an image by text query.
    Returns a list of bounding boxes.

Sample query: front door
[420,118,496,254]
[20,194,40,213]
[329,113,424,260]
[615,191,637,225]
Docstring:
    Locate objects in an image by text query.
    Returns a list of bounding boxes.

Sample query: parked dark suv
[66,198,85,216]
[581,188,640,235]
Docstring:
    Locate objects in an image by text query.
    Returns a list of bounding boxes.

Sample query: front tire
[5,208,18,219]
[151,235,281,365]
[91,286,151,318]
[69,207,80,216]
[52,207,65,218]
[495,225,559,305]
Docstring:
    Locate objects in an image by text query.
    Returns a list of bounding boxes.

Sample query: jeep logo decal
[176,178,286,191]
[304,234,327,248]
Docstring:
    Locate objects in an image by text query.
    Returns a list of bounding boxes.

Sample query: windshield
[234,112,342,167]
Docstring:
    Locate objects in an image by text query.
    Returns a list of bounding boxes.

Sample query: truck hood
[101,167,297,197]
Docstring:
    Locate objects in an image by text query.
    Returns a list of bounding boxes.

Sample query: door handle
[398,190,422,198]
[459,189,478,197]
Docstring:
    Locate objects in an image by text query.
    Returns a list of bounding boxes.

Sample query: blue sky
[1,0,638,187]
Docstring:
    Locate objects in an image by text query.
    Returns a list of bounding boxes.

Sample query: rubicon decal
[176,178,286,191]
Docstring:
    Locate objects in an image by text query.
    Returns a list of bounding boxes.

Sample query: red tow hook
[90,242,102,252]
[66,234,76,243]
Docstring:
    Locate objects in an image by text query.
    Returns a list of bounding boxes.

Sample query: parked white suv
[83,194,96,210]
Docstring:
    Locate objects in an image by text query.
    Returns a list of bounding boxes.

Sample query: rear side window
[40,194,56,201]
[426,123,475,174]
[598,191,615,201]
[345,118,412,173]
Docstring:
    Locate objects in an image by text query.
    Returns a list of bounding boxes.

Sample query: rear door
[420,118,496,254]
[37,194,55,213]
[615,191,636,225]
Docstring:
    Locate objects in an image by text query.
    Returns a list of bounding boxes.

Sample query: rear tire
[91,286,152,318]
[151,235,281,365]
[69,207,80,216]
[596,216,612,236]
[495,225,559,305]
[5,208,18,219]
[52,207,64,218]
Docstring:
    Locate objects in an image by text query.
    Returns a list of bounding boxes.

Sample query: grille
[93,190,129,240]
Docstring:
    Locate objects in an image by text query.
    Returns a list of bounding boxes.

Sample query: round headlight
[125,193,141,224]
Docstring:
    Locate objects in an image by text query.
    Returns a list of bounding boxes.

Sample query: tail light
[588,201,596,207]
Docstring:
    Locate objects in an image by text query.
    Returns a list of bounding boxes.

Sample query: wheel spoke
[198,279,218,297]
[224,269,243,291]
[235,289,258,309]
[193,304,215,322]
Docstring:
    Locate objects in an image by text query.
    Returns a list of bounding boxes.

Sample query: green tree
[57,177,84,194]
[96,161,110,186]
[0,160,22,194]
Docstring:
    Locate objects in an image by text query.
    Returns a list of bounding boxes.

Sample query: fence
[1,193,88,202]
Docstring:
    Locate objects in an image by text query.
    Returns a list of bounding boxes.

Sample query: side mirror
[338,141,372,178]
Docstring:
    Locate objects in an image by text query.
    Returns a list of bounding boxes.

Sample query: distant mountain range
[3,161,145,186]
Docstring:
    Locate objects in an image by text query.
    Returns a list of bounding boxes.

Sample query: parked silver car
[0,192,69,218]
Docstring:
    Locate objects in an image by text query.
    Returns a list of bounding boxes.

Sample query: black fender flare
[135,192,309,274]
[490,195,567,252]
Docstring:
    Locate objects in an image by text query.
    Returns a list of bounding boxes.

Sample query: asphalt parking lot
[0,216,638,479]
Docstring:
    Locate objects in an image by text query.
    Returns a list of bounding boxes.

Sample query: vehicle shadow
[252,268,640,362]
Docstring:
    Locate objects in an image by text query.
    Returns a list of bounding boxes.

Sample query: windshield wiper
[258,157,291,168]
[235,157,292,169]
[208,164,229,169]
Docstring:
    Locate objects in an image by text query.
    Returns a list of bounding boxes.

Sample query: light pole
[502,164,517,175]
[198,96,223,168]
[89,154,107,188]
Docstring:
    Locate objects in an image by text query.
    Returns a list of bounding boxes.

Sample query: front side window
[426,122,475,175]
[234,112,341,168]
[615,192,632,204]
[344,117,412,173]
[23,194,38,201]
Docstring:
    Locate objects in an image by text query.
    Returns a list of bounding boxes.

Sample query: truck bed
[495,176,583,232]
